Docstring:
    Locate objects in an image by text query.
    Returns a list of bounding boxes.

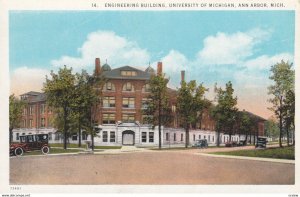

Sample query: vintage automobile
[192,139,208,148]
[225,141,238,147]
[256,137,268,148]
[10,134,50,156]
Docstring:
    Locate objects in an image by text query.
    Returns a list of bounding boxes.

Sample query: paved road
[10,151,294,185]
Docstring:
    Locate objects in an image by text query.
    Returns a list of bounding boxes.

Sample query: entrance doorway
[122,130,135,145]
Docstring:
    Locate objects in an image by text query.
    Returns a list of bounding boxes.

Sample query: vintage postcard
[0,0,299,196]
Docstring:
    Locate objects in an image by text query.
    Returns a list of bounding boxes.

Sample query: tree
[176,80,208,148]
[282,90,295,146]
[264,118,280,139]
[71,70,101,148]
[9,94,26,144]
[268,60,294,147]
[237,111,251,142]
[211,81,238,146]
[43,66,76,150]
[82,69,105,150]
[143,74,172,149]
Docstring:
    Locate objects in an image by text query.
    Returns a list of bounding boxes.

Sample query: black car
[192,139,208,148]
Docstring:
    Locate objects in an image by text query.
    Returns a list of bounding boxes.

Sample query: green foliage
[176,80,208,147]
[237,111,251,136]
[264,118,280,138]
[9,94,26,144]
[268,60,294,147]
[143,74,172,149]
[43,66,105,149]
[211,81,238,146]
[43,66,76,149]
[211,146,295,160]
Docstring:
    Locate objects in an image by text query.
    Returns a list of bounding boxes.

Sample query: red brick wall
[98,79,149,124]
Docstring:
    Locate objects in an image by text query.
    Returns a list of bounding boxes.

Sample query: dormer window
[121,71,137,76]
[122,82,134,92]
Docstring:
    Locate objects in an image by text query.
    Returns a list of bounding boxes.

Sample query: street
[10,150,295,185]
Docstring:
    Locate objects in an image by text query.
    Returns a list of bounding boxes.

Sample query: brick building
[12,58,265,147]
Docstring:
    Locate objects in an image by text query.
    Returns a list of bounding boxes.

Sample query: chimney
[95,58,101,75]
[157,62,162,75]
[181,70,185,82]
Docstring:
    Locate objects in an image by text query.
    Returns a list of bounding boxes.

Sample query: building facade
[12,58,265,147]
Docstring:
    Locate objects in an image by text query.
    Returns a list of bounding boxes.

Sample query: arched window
[142,84,150,92]
[122,82,134,92]
[103,82,115,91]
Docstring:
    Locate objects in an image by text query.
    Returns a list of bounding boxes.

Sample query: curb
[196,153,295,164]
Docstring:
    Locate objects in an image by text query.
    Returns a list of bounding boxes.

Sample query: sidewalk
[196,152,295,164]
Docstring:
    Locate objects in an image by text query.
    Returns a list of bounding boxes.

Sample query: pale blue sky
[9,11,295,118]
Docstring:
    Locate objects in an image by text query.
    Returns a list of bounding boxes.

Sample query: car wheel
[41,146,50,155]
[14,147,24,156]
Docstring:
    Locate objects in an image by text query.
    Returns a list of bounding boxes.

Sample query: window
[193,134,196,141]
[174,133,177,141]
[82,132,87,140]
[142,115,152,124]
[48,132,52,140]
[48,108,53,114]
[166,133,169,141]
[29,119,33,128]
[212,136,214,142]
[171,105,176,113]
[23,108,27,115]
[149,132,154,143]
[181,133,183,141]
[103,97,115,107]
[55,133,61,140]
[204,135,206,139]
[142,132,147,143]
[103,82,115,91]
[142,84,150,92]
[123,97,135,108]
[40,104,46,114]
[23,119,26,128]
[121,71,137,77]
[122,82,134,92]
[16,133,20,141]
[110,131,115,142]
[142,98,151,109]
[122,114,135,123]
[29,105,34,115]
[28,135,34,143]
[199,135,201,139]
[103,114,115,124]
[208,135,210,142]
[102,131,108,142]
[20,136,26,143]
[41,118,45,128]
[72,135,77,141]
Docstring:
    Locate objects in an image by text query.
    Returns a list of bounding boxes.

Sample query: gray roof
[20,91,46,103]
[103,65,151,80]
[102,63,111,71]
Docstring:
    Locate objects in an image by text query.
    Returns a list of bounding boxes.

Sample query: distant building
[12,58,265,147]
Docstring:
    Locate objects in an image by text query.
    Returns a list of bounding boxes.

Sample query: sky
[9,11,295,119]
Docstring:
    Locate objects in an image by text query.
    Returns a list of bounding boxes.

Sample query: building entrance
[122,130,135,145]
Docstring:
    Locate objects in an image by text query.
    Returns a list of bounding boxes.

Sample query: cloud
[10,67,50,96]
[242,53,293,70]
[197,28,271,65]
[51,31,150,71]
[159,50,189,87]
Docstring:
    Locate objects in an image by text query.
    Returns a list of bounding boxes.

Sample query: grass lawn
[210,146,295,160]
[23,148,82,156]
[50,143,121,149]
